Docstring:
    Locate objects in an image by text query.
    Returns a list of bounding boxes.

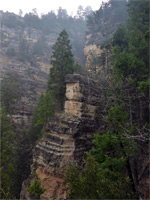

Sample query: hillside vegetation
[0,0,149,199]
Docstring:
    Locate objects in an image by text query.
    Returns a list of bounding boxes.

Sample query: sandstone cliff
[20,74,150,200]
[1,7,149,199]
[20,74,103,199]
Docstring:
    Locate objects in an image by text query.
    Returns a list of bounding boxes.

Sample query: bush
[27,179,46,198]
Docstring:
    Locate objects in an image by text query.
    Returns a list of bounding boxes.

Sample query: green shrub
[27,179,46,198]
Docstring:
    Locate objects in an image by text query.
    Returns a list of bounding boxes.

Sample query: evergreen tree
[29,92,55,144]
[66,1,149,198]
[48,29,74,109]
[0,108,17,198]
[112,0,149,82]
[65,105,138,199]
[27,173,46,199]
[112,0,149,127]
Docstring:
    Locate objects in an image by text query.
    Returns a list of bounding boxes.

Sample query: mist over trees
[1,5,91,66]
[0,0,149,199]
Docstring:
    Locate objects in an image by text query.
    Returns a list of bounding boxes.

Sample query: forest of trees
[1,6,90,66]
[29,29,82,145]
[0,73,32,198]
[0,0,149,199]
[65,0,149,199]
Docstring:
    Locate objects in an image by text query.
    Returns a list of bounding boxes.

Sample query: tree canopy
[0,108,17,198]
[65,105,138,199]
[48,29,75,109]
[65,0,149,199]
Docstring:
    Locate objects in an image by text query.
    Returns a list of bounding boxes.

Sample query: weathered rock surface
[0,11,51,134]
[0,55,50,135]
[65,74,101,118]
[20,74,102,199]
[20,74,150,200]
[0,11,86,135]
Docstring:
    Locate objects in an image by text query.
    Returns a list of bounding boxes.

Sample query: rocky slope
[20,74,103,199]
[20,74,150,200]
[0,12,50,134]
[0,11,86,134]
[1,6,149,199]
[0,56,50,135]
[84,1,128,76]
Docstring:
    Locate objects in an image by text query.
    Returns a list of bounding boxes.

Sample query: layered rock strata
[65,74,101,119]
[20,74,102,199]
[0,11,86,134]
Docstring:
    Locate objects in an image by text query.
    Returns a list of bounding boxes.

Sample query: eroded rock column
[20,74,102,200]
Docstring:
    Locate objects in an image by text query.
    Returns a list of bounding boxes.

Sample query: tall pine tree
[48,29,74,109]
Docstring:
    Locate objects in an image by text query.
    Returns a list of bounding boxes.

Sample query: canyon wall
[0,12,50,133]
[20,74,103,199]
[0,11,86,135]
[20,74,150,200]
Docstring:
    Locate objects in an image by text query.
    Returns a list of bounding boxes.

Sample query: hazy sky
[1,0,106,16]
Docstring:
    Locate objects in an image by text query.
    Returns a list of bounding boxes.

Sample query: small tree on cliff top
[48,29,74,109]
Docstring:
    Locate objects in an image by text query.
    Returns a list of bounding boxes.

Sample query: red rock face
[37,167,67,199]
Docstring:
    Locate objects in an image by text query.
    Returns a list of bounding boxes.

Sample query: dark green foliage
[27,178,46,198]
[14,137,32,198]
[0,108,17,199]
[65,157,100,199]
[1,73,31,198]
[66,156,134,199]
[112,0,149,82]
[1,1,149,199]
[48,29,74,109]
[65,107,138,199]
[111,0,149,131]
[73,61,85,75]
[137,80,150,95]
[29,92,55,144]
[66,1,149,198]
[112,25,128,50]
[110,0,149,130]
